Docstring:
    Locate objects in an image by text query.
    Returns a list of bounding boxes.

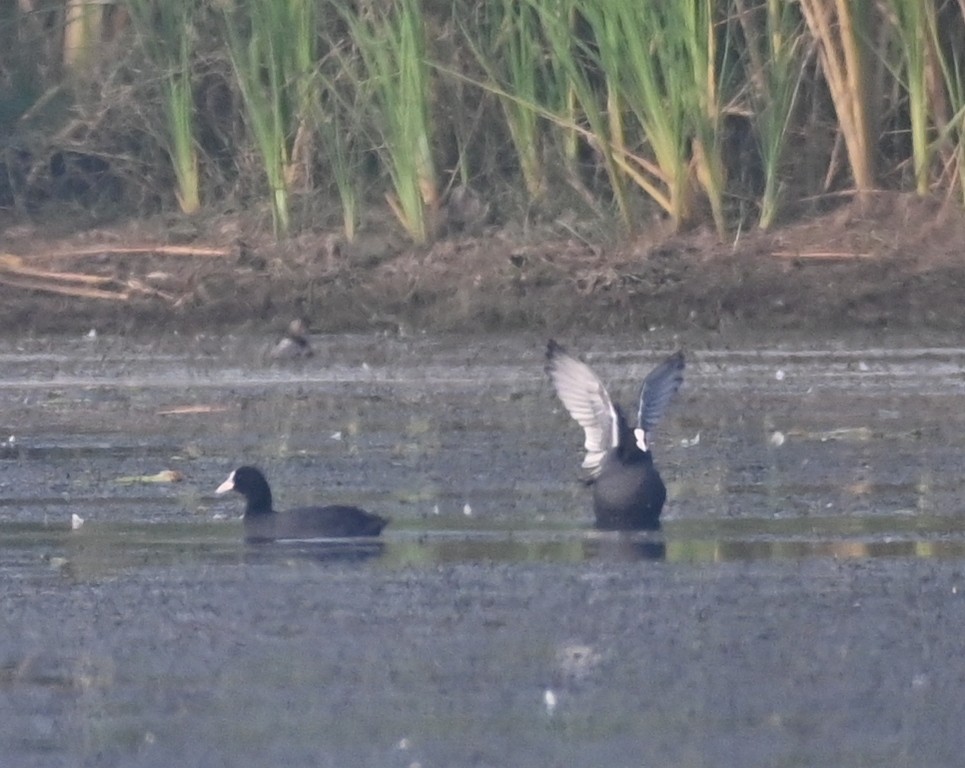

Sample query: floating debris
[787,426,874,442]
[680,432,700,448]
[115,470,183,485]
[157,404,231,416]
[70,513,85,530]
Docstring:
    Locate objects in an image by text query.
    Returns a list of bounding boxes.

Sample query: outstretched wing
[545,340,618,477]
[635,351,685,452]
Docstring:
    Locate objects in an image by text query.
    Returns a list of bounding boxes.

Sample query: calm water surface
[1,333,965,767]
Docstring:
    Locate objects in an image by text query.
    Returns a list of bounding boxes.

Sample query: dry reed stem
[0,253,182,301]
[41,245,234,259]
[772,250,874,259]
[799,0,875,191]
[0,254,114,285]
[0,274,129,301]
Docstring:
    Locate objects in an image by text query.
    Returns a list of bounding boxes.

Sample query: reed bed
[1,0,964,242]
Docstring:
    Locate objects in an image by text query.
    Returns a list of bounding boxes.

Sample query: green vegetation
[735,0,807,229]
[0,0,964,241]
[465,0,551,201]
[336,0,439,243]
[223,0,319,237]
[127,0,201,215]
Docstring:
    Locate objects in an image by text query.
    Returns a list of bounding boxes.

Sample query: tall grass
[337,0,439,244]
[315,63,363,242]
[555,0,728,234]
[8,0,965,238]
[736,0,808,229]
[223,0,318,237]
[798,0,877,193]
[886,0,937,196]
[529,0,631,223]
[464,0,549,201]
[126,0,201,215]
[63,0,103,75]
[930,3,965,205]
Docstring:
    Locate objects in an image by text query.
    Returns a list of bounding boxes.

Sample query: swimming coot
[269,318,313,360]
[215,466,388,540]
[545,340,684,531]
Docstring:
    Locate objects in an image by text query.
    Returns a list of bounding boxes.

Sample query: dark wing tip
[669,350,685,369]
[637,350,686,434]
[545,339,568,373]
[645,350,685,383]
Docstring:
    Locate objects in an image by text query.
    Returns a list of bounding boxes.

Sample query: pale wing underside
[546,341,618,476]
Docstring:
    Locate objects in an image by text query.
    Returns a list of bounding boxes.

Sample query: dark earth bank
[1,192,964,336]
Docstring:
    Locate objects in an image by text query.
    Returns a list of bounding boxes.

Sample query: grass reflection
[3,513,965,581]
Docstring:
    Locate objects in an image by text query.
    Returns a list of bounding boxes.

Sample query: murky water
[2,333,965,766]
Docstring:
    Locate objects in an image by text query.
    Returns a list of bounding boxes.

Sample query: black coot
[216,466,388,540]
[545,340,684,531]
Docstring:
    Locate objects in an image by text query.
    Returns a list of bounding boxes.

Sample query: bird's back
[592,451,665,530]
[244,505,389,541]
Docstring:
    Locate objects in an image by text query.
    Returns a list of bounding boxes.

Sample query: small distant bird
[545,340,684,530]
[269,318,313,360]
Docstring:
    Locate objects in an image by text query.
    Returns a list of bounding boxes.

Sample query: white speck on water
[544,688,557,715]
[86,329,97,339]
[330,431,343,441]
[71,513,85,530]
[858,361,870,372]
[680,432,700,447]
[6,434,14,445]
[775,369,785,381]
[396,738,411,750]
[432,504,440,515]
[769,431,786,447]
[463,503,472,516]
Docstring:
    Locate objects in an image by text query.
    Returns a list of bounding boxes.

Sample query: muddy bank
[2,192,964,336]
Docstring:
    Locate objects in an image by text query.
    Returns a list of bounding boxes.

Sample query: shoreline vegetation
[3,1,964,238]
[1,2,965,335]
